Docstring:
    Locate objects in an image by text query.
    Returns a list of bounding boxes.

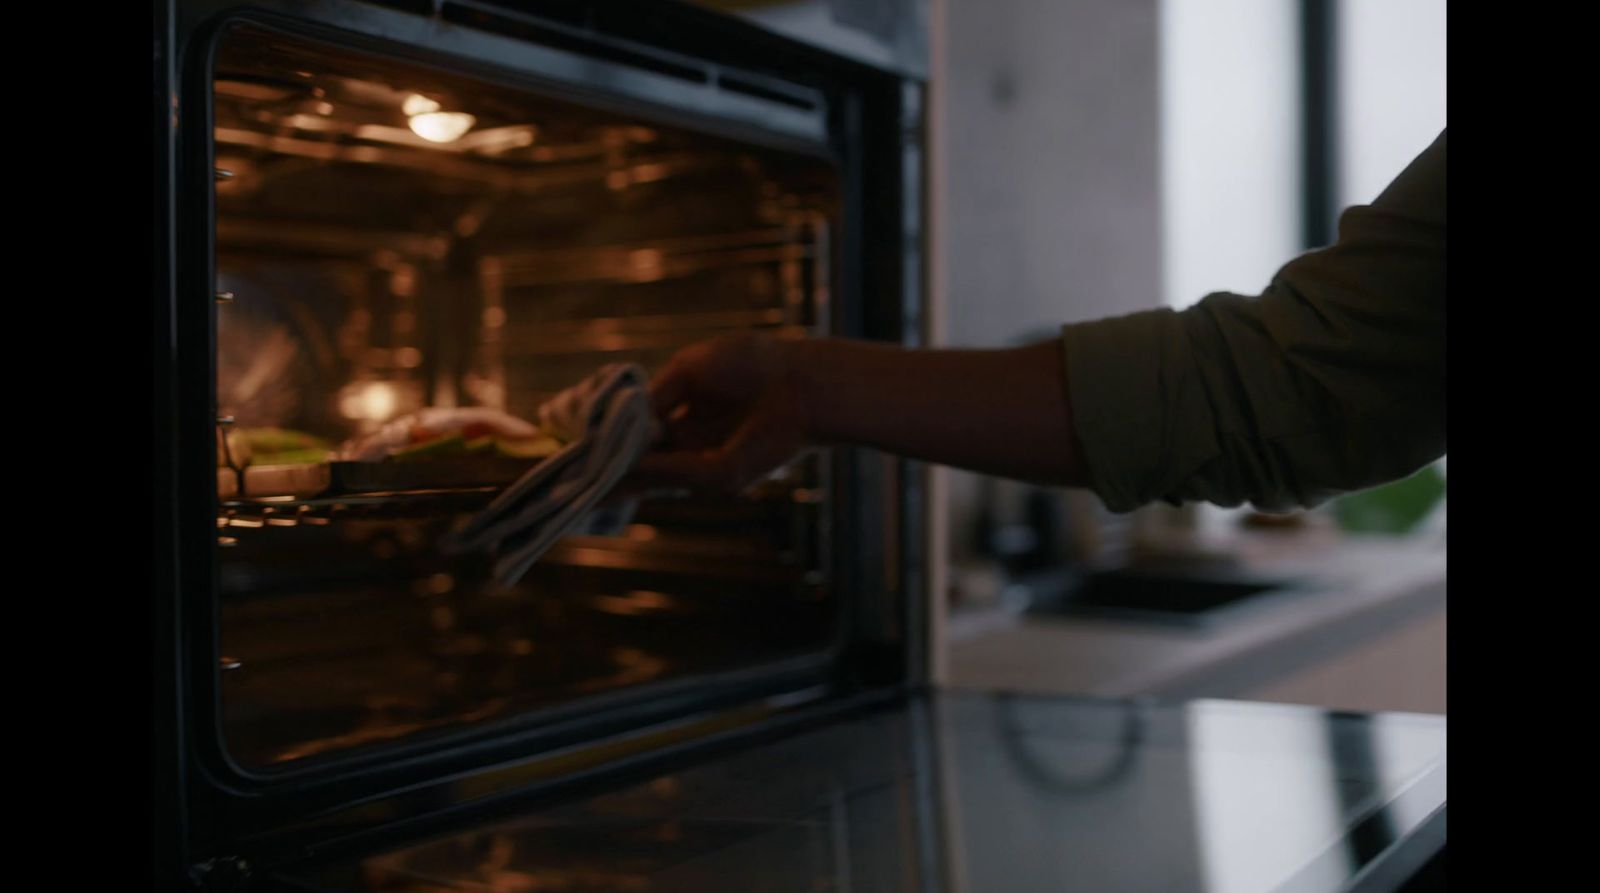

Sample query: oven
[155,5,1450,891]
[154,1,930,888]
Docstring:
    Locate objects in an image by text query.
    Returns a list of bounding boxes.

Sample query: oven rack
[539,538,823,584]
[217,503,822,585]
[218,488,502,530]
[218,484,820,519]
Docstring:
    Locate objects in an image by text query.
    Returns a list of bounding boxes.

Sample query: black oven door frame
[156,0,928,884]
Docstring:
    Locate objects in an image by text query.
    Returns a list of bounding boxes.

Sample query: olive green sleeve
[1062,129,1446,513]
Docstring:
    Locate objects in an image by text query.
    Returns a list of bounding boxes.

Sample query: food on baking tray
[391,431,564,462]
[217,427,333,467]
[490,434,564,459]
[340,408,566,462]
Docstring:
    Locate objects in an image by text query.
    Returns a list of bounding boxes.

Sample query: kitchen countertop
[944,526,1447,703]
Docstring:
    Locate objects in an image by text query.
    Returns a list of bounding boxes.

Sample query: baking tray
[219,457,543,500]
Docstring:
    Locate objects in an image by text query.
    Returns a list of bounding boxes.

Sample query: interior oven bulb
[409,111,476,143]
[341,381,401,421]
[402,93,441,116]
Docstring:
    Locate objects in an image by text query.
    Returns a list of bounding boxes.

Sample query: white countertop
[943,527,1447,701]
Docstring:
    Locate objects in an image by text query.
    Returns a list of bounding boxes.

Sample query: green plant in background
[1332,461,1447,536]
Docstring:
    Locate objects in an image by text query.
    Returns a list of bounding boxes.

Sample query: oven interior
[209,23,844,772]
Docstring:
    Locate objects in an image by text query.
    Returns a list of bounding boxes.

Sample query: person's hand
[630,333,814,495]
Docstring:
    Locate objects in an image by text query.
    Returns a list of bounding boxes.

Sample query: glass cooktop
[277,692,1446,892]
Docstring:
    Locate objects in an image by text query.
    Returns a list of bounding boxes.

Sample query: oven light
[340,381,400,421]
[402,94,440,116]
[402,94,477,145]
[409,111,476,143]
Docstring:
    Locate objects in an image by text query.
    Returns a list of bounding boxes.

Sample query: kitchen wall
[930,0,1163,574]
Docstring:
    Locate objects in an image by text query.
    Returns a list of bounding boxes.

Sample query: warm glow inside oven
[210,23,841,770]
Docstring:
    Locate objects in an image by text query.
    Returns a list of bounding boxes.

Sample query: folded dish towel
[444,363,657,586]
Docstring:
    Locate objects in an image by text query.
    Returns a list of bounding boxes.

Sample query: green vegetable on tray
[392,433,565,461]
[251,448,335,466]
[491,435,564,459]
[216,419,566,468]
[242,427,330,454]
[217,427,334,468]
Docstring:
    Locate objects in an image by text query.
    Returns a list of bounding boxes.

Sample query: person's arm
[1064,129,1445,511]
[637,129,1445,510]
[635,336,1086,492]
[797,339,1086,484]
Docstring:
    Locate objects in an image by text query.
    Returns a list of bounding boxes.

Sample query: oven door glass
[210,23,840,771]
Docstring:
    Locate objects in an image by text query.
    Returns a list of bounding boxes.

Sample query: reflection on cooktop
[283,693,1446,893]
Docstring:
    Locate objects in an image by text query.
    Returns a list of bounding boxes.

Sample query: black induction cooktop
[275,692,1446,892]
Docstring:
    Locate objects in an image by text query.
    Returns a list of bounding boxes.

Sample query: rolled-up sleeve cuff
[1060,310,1216,513]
